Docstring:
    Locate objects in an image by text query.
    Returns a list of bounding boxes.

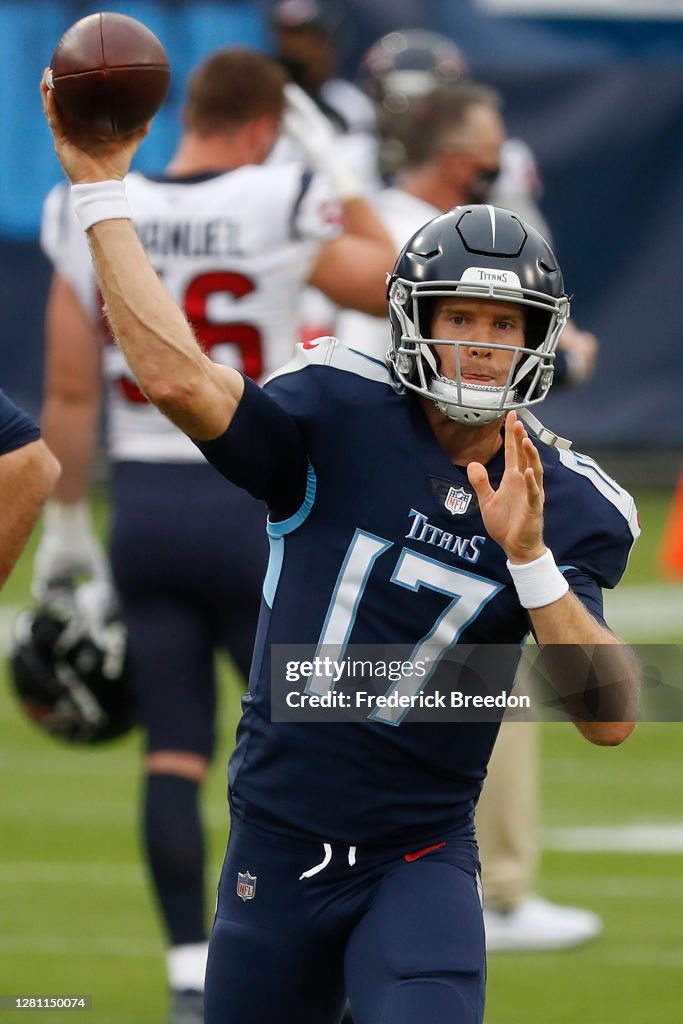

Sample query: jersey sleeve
[546,447,640,591]
[290,168,344,244]
[0,390,40,455]
[564,568,607,625]
[193,376,309,521]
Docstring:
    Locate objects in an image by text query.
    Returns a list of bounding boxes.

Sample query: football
[48,12,170,138]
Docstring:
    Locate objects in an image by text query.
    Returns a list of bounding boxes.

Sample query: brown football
[49,12,170,138]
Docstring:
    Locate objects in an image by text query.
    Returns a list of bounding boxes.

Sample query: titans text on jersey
[405,509,486,563]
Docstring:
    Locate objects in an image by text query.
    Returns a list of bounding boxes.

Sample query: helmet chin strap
[518,408,572,450]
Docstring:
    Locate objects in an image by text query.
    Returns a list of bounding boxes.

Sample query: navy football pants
[205,818,486,1024]
[110,462,268,757]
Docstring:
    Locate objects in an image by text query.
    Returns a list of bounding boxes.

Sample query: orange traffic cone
[658,471,683,578]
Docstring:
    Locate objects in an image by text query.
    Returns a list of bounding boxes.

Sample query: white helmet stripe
[486,204,496,247]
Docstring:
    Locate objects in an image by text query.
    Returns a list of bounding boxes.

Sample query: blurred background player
[0,390,59,589]
[271,0,376,135]
[335,72,602,959]
[358,28,598,387]
[268,0,384,343]
[360,28,543,224]
[32,47,394,1024]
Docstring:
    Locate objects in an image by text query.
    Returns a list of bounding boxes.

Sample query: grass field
[1,486,681,1023]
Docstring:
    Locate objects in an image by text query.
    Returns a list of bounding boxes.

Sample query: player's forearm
[529,591,639,744]
[41,394,99,504]
[311,235,394,317]
[340,195,394,248]
[87,219,242,439]
[0,440,61,586]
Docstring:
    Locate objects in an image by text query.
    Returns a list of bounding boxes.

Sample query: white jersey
[335,188,438,359]
[41,165,341,463]
[319,78,377,135]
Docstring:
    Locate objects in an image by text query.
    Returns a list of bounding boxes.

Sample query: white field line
[0,934,161,957]
[542,823,683,852]
[545,875,683,899]
[4,934,683,969]
[603,585,683,639]
[541,757,683,788]
[0,748,138,777]
[0,800,230,830]
[0,585,681,657]
[0,862,145,885]
[600,949,683,968]
[1,745,680,794]
[2,826,683,896]
[0,860,221,887]
[2,863,682,897]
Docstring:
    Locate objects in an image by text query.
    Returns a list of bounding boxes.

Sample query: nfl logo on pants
[237,871,257,901]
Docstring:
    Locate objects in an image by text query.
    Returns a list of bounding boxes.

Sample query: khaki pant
[475,654,539,910]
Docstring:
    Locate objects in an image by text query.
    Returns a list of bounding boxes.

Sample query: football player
[339,66,601,961]
[41,69,640,1024]
[34,48,394,1024]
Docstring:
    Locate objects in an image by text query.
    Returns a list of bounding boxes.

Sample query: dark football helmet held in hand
[9,581,136,744]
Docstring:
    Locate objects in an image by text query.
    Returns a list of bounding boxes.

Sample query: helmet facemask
[388,275,570,426]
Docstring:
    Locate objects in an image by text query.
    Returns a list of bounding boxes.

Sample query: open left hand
[40,69,149,185]
[467,411,547,564]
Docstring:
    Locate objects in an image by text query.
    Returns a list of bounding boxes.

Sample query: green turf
[1,486,681,1022]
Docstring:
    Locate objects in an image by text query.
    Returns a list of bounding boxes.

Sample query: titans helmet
[387,204,570,428]
[359,29,469,114]
[9,581,136,745]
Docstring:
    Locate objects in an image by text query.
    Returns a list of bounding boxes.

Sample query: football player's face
[430,297,525,385]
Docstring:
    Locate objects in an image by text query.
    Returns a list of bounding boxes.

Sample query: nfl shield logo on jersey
[445,486,472,516]
[237,871,257,902]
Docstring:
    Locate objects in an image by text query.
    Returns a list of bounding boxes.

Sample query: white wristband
[506,548,569,609]
[71,180,131,232]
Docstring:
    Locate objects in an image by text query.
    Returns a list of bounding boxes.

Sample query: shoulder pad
[265,336,394,388]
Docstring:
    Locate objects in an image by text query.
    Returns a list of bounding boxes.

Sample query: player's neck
[166,132,263,177]
[398,168,468,214]
[420,397,504,467]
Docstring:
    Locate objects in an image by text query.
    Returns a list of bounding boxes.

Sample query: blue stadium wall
[1,0,682,449]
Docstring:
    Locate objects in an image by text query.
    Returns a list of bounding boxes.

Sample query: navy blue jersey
[197,339,638,848]
[0,390,40,455]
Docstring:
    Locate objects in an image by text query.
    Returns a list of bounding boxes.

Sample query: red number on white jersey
[102,270,263,402]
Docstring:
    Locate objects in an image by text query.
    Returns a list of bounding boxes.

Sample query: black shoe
[169,988,204,1024]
